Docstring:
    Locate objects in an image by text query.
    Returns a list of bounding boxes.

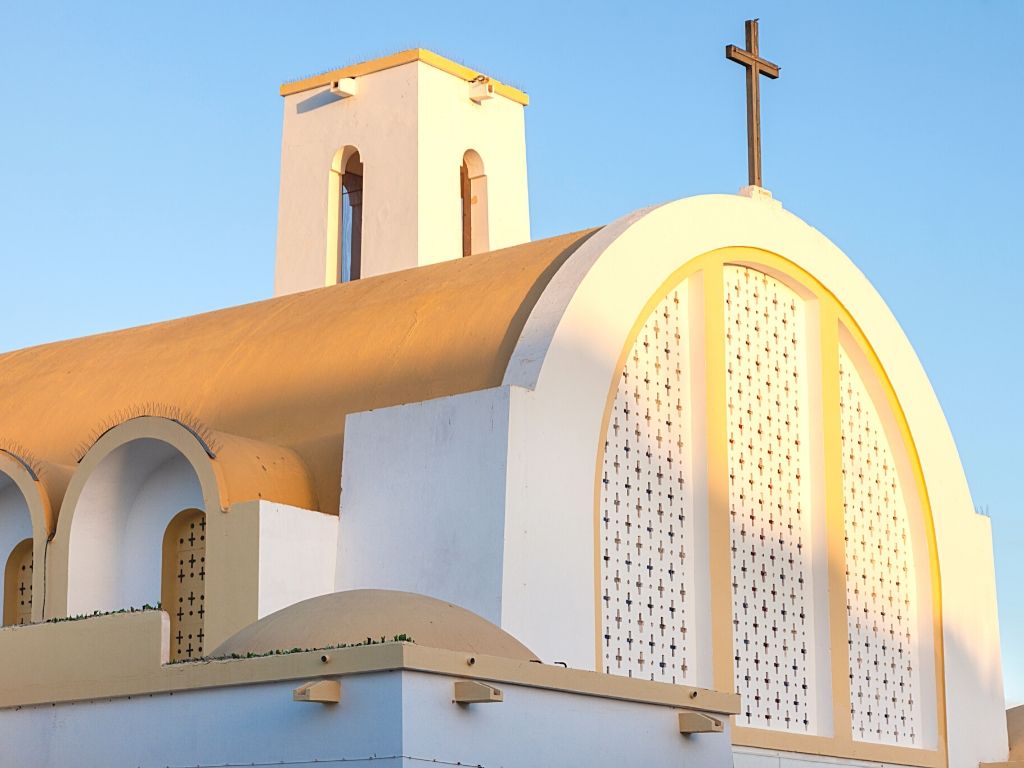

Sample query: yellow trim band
[0,610,739,715]
[280,48,530,106]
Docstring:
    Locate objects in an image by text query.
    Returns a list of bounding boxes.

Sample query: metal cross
[726,19,780,188]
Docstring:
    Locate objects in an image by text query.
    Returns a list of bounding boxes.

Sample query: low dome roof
[211,589,538,662]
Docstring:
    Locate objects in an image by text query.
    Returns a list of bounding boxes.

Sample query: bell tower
[273,49,532,296]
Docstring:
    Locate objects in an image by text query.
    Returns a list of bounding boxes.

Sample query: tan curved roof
[0,230,597,513]
[211,589,538,661]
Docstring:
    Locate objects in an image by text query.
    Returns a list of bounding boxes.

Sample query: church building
[0,46,1015,767]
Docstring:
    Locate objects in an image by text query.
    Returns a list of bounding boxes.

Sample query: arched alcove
[0,471,33,625]
[64,437,204,616]
[3,538,33,626]
[161,508,207,660]
[460,149,488,257]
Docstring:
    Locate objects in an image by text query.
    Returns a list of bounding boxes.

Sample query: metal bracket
[293,679,341,704]
[453,680,503,704]
[678,710,724,734]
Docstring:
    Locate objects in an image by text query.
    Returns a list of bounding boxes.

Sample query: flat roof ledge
[280,48,530,105]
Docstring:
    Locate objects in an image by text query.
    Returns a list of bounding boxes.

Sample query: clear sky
[1,1,1020,706]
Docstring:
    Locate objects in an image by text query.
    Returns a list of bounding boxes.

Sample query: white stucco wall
[276,64,418,294]
[257,501,337,619]
[0,474,32,620]
[338,388,511,626]
[337,193,1005,765]
[415,62,530,267]
[275,59,529,295]
[401,670,731,767]
[0,669,733,767]
[733,746,924,768]
[0,672,403,767]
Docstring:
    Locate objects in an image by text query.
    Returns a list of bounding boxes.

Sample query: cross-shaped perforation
[725,266,815,734]
[600,286,694,684]
[840,349,921,746]
[168,510,207,661]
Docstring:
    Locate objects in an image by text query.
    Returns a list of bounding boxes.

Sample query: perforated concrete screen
[595,255,939,755]
[599,285,696,684]
[841,347,922,746]
[166,510,206,661]
[4,539,32,626]
[724,265,817,733]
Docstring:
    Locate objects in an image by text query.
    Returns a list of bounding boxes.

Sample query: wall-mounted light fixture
[330,78,359,98]
[469,76,494,104]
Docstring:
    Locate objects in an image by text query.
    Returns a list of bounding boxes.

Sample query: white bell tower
[273,49,532,296]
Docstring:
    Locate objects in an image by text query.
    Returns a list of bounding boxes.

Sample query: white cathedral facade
[0,49,1015,767]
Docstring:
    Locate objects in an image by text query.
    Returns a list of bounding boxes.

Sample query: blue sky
[1,2,1020,706]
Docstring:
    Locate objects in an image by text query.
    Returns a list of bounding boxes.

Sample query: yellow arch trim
[0,451,67,623]
[0,451,56,543]
[47,417,225,619]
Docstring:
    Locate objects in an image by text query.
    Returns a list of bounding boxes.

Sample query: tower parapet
[274,49,531,296]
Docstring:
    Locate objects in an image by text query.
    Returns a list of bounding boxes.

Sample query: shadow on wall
[297,89,343,114]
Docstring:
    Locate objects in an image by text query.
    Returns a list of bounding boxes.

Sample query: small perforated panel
[599,284,695,683]
[167,511,206,661]
[840,348,922,746]
[5,539,33,626]
[14,544,31,625]
[724,265,817,733]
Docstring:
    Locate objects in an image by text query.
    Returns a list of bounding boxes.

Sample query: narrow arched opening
[461,150,489,257]
[3,538,33,626]
[327,147,364,283]
[161,508,207,660]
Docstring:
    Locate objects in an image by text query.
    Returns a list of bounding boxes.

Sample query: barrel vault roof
[0,229,598,514]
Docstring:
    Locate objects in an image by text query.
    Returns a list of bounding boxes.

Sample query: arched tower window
[340,152,364,282]
[327,148,364,284]
[460,150,489,257]
[161,508,207,661]
[3,538,33,626]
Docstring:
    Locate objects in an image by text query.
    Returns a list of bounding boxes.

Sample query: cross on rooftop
[726,19,781,188]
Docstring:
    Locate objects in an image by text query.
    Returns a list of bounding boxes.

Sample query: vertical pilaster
[701,261,735,696]
[819,306,854,745]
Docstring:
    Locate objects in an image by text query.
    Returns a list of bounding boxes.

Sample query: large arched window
[460,150,488,257]
[161,509,206,661]
[597,249,941,763]
[327,147,364,283]
[3,538,32,626]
